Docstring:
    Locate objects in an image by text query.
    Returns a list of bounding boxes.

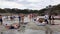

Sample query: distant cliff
[0,4,60,15]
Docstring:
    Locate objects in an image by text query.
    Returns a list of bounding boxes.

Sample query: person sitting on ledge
[35,18,46,26]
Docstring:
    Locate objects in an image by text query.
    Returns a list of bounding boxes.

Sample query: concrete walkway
[0,20,60,34]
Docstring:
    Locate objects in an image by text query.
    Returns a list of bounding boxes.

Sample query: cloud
[0,1,26,9]
[51,0,60,5]
[0,0,16,1]
[0,0,60,10]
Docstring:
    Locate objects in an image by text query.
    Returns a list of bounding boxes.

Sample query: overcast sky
[0,0,60,10]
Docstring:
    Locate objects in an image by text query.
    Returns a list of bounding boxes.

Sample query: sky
[0,0,60,10]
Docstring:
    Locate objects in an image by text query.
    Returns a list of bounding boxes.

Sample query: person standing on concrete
[51,15,55,25]
[49,14,51,24]
[18,14,21,22]
[44,14,49,24]
[18,14,21,27]
[28,13,33,22]
[20,14,25,24]
[0,15,2,25]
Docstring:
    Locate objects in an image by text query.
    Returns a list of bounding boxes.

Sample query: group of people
[33,14,55,26]
[30,14,55,25]
[0,13,55,29]
[44,14,55,25]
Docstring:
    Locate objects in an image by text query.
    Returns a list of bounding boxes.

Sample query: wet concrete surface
[0,17,60,34]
